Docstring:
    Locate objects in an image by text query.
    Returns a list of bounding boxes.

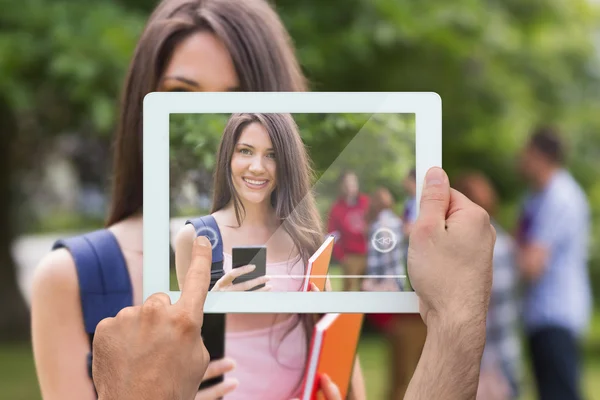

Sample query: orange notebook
[300,313,365,400]
[302,235,335,291]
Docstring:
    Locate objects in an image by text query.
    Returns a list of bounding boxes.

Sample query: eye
[239,148,251,155]
[266,152,276,159]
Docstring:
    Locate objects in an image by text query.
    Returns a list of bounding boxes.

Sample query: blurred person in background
[363,187,405,292]
[361,186,419,400]
[516,127,592,400]
[30,0,345,399]
[455,172,522,400]
[327,170,369,292]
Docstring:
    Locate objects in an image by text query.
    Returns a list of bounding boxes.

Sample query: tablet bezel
[143,92,441,313]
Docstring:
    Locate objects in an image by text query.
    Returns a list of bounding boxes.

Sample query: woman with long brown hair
[175,113,365,399]
[30,1,357,399]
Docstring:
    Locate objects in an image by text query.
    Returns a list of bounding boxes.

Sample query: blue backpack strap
[185,215,224,266]
[52,229,132,397]
[52,229,133,336]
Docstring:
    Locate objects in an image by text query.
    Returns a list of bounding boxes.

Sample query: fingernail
[195,236,210,247]
[248,264,256,270]
[426,167,445,187]
[224,358,236,368]
[225,378,239,388]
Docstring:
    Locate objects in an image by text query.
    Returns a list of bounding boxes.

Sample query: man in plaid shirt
[455,173,522,399]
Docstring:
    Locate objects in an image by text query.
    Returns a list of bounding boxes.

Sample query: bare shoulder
[32,248,78,290]
[211,209,234,229]
[174,223,197,250]
[31,248,79,316]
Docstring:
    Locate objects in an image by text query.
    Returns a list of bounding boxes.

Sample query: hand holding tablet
[406,167,495,327]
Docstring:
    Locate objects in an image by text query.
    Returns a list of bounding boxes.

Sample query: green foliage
[0,0,145,169]
[3,0,600,298]
[169,113,415,216]
[278,0,600,298]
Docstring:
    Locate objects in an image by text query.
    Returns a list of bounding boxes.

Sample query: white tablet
[143,92,441,313]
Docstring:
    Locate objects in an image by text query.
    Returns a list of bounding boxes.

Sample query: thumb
[418,167,450,228]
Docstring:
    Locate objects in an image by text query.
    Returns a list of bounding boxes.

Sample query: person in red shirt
[327,170,370,292]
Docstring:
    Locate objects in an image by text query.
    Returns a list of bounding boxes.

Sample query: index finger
[179,235,212,322]
[320,374,342,400]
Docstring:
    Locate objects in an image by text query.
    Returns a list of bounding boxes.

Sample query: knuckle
[173,309,199,336]
[115,306,136,320]
[421,190,446,204]
[141,297,165,319]
[470,204,490,225]
[94,317,114,338]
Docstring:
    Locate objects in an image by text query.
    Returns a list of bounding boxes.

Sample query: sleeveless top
[186,216,309,399]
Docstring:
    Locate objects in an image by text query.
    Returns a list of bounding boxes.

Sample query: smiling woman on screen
[30,1,358,399]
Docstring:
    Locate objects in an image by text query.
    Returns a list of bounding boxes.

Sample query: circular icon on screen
[371,228,397,254]
[196,226,219,250]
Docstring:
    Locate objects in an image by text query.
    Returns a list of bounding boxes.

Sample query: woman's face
[230,122,277,206]
[341,173,359,198]
[158,31,239,92]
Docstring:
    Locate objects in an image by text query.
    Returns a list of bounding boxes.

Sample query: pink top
[222,254,309,399]
[222,252,306,292]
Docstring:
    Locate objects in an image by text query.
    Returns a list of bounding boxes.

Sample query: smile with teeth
[243,177,269,188]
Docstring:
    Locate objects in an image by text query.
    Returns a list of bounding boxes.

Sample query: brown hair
[213,113,324,395]
[528,125,565,165]
[366,187,394,224]
[106,0,307,226]
[103,1,318,396]
[454,172,498,217]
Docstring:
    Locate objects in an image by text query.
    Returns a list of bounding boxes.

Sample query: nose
[248,155,266,174]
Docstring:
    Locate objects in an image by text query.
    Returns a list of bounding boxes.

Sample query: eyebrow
[162,76,200,88]
[237,142,274,151]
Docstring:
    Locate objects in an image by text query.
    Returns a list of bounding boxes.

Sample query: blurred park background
[2,0,600,398]
[168,112,415,264]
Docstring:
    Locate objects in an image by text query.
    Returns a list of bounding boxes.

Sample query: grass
[3,326,599,400]
[11,265,599,399]
[0,341,41,400]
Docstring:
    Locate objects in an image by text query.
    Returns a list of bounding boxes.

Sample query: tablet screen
[168,112,416,294]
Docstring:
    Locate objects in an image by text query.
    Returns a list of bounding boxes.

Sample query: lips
[243,177,269,189]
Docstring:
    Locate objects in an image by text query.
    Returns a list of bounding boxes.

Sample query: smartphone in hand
[232,246,267,291]
[199,312,226,390]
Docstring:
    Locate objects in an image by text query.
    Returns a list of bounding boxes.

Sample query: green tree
[2,0,600,342]
[0,0,145,339]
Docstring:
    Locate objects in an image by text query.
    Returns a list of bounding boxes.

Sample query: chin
[234,186,271,205]
[240,193,270,205]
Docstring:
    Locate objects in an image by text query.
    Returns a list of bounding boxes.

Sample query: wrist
[427,310,487,365]
[426,304,487,334]
[97,382,176,400]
